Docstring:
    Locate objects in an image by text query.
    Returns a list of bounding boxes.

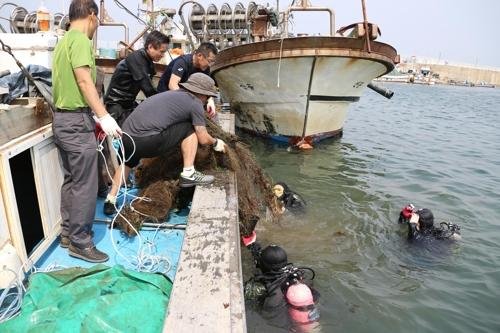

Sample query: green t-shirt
[52,29,96,110]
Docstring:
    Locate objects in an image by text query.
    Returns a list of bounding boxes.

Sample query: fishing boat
[179,0,399,146]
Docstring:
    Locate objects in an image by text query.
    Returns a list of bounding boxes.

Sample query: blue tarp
[0,64,51,104]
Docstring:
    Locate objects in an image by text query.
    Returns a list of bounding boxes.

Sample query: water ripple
[244,84,500,333]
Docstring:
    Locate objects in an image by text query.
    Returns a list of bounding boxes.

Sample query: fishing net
[118,117,280,236]
[115,180,178,235]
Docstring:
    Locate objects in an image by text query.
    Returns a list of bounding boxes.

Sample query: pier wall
[397,62,500,85]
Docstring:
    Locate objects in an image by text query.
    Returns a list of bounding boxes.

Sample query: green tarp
[0,265,172,332]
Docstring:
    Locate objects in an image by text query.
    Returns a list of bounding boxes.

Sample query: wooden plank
[0,190,9,248]
[0,127,62,273]
[163,171,246,333]
[30,136,63,261]
[0,152,28,265]
[0,105,52,147]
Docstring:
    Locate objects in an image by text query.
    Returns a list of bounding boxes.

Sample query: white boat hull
[212,37,398,144]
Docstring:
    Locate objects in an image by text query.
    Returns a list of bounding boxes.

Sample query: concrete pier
[163,113,246,332]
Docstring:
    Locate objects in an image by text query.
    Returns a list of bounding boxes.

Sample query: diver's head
[416,208,434,230]
[398,204,415,223]
[259,245,288,273]
[273,182,290,199]
[286,282,319,324]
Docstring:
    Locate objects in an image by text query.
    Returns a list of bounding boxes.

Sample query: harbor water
[243,84,500,332]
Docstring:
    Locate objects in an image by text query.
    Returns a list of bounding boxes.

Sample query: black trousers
[122,122,195,168]
[106,102,137,127]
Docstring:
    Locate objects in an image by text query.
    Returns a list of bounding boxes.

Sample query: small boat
[185,0,399,145]
[375,69,412,83]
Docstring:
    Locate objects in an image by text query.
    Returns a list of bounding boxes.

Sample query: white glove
[206,97,216,118]
[213,138,226,153]
[99,114,122,138]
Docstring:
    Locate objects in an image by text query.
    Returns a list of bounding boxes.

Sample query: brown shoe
[60,236,70,248]
[68,244,109,263]
[60,230,94,248]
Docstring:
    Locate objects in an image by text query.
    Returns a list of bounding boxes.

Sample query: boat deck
[1,111,245,331]
[36,191,188,282]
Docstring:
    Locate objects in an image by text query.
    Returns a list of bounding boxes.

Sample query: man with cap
[103,72,227,215]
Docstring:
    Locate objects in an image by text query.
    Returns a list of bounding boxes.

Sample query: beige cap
[179,73,218,97]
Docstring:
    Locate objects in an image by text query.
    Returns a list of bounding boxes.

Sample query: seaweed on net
[116,180,178,235]
[119,117,281,236]
[206,118,282,233]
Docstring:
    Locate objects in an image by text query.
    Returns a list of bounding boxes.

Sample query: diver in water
[243,235,320,327]
[398,205,462,241]
[273,182,307,214]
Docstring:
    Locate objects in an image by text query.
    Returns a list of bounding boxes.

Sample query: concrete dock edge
[164,113,246,332]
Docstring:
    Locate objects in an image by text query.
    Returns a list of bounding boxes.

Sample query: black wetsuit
[281,191,306,213]
[244,243,318,312]
[104,48,157,125]
[408,224,457,241]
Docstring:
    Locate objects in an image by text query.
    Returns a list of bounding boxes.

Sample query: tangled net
[118,117,281,236]
[115,180,178,234]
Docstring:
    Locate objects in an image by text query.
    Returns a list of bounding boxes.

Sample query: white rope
[97,132,173,274]
[0,268,23,323]
[277,37,285,88]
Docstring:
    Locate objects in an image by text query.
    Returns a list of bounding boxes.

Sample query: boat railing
[283,1,335,37]
[94,0,129,53]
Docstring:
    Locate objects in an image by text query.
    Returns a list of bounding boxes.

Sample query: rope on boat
[277,37,285,88]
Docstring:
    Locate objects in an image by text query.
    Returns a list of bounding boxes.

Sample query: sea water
[243,83,500,332]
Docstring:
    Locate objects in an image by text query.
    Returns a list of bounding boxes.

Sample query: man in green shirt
[52,0,121,263]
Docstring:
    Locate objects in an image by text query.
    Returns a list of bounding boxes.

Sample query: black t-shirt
[104,48,156,108]
[157,54,210,92]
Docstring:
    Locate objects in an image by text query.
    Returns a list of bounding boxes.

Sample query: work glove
[242,231,257,247]
[206,97,216,119]
[98,114,122,138]
[213,138,226,153]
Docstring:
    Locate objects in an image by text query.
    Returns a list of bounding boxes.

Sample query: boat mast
[361,0,371,52]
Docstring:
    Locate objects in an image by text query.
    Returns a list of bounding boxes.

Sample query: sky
[5,0,500,68]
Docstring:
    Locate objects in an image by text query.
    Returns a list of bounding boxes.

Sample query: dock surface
[163,171,245,332]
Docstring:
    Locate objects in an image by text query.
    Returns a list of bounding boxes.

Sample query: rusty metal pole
[361,0,371,52]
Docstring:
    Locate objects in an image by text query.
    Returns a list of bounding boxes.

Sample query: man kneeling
[103,73,226,215]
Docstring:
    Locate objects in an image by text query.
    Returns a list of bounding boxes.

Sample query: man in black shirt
[104,30,169,125]
[158,42,217,92]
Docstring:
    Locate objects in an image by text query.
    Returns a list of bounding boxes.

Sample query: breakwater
[398,60,500,85]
